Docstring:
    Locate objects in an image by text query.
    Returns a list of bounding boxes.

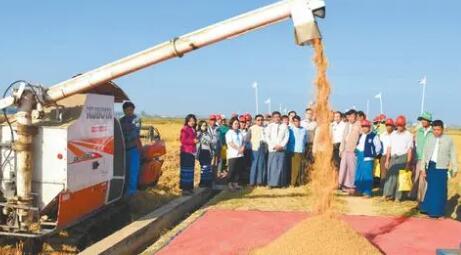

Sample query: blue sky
[1,1,460,124]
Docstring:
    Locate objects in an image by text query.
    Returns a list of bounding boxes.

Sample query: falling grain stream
[252,39,382,255]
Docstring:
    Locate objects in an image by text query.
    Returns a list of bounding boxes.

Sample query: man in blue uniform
[120,102,142,196]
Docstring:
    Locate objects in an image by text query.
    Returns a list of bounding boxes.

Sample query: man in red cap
[378,118,395,190]
[355,120,382,197]
[215,114,223,126]
[383,115,414,201]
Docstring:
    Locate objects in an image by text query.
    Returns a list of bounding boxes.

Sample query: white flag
[252,81,258,89]
[264,98,271,104]
[374,93,382,99]
[418,76,427,86]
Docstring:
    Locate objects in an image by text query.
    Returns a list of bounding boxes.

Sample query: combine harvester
[0,0,326,248]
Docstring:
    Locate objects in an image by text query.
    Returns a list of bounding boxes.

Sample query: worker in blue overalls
[120,102,142,196]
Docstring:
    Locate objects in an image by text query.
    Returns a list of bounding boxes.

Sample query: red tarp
[157,210,461,255]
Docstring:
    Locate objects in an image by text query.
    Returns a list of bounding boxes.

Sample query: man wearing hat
[355,120,382,197]
[378,118,395,190]
[383,115,414,201]
[411,111,434,202]
[372,116,380,132]
[374,114,387,135]
[339,109,361,194]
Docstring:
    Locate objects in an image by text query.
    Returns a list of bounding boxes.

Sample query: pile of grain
[251,214,382,255]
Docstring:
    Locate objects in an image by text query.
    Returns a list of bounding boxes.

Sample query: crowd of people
[179,108,458,218]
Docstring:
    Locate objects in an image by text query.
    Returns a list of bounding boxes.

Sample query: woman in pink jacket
[180,114,197,195]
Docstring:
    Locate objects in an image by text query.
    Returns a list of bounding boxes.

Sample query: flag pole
[265,98,272,114]
[420,76,426,115]
[366,99,370,117]
[375,93,383,114]
[253,82,259,114]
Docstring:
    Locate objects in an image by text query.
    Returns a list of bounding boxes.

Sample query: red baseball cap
[245,114,252,122]
[395,115,407,126]
[385,118,394,126]
[361,119,371,127]
[209,114,217,120]
[238,115,246,122]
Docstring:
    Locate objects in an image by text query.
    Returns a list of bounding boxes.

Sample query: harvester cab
[0,0,325,238]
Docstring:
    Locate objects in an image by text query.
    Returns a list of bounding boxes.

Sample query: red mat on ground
[156,210,307,255]
[157,210,461,255]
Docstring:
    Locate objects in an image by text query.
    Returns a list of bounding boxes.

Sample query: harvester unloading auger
[0,0,325,238]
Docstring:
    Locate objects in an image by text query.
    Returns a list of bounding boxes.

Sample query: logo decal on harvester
[68,137,114,164]
[85,106,113,120]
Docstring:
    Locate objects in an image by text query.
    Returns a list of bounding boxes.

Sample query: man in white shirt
[265,111,289,188]
[331,111,346,170]
[378,118,395,190]
[301,108,317,170]
[383,115,414,201]
[301,108,318,142]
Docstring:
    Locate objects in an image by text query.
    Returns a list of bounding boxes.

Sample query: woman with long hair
[180,114,197,195]
[196,120,215,188]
